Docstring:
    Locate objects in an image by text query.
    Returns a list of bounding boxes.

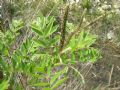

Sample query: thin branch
[65,12,107,47]
[65,9,86,46]
[108,65,114,86]
[69,65,85,84]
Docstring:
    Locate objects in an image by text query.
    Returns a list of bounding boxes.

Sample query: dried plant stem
[59,4,69,52]
[108,65,114,86]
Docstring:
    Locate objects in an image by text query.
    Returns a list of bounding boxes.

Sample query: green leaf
[48,35,60,46]
[31,23,43,36]
[2,46,9,56]
[41,16,46,29]
[76,31,97,49]
[34,67,46,73]
[44,17,58,37]
[0,80,9,90]
[69,36,76,51]
[42,87,52,90]
[11,19,24,32]
[49,25,58,36]
[50,67,68,85]
[0,57,8,70]
[51,77,67,89]
[34,39,47,47]
[44,18,54,37]
[47,65,51,77]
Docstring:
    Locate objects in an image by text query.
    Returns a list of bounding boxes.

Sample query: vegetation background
[0,0,120,90]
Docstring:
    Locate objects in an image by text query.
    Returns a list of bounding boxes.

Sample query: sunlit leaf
[31,23,43,36]
[42,87,52,90]
[0,80,9,90]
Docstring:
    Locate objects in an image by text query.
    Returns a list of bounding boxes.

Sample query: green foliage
[0,80,9,90]
[0,15,100,90]
[69,30,97,50]
[81,0,92,10]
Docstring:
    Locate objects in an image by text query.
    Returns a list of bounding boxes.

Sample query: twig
[68,65,85,84]
[108,65,114,86]
[65,9,86,46]
[108,86,120,90]
[65,12,107,46]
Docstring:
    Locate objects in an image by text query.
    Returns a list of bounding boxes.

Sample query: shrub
[0,15,100,90]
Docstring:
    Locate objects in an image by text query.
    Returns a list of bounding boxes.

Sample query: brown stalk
[59,4,69,52]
